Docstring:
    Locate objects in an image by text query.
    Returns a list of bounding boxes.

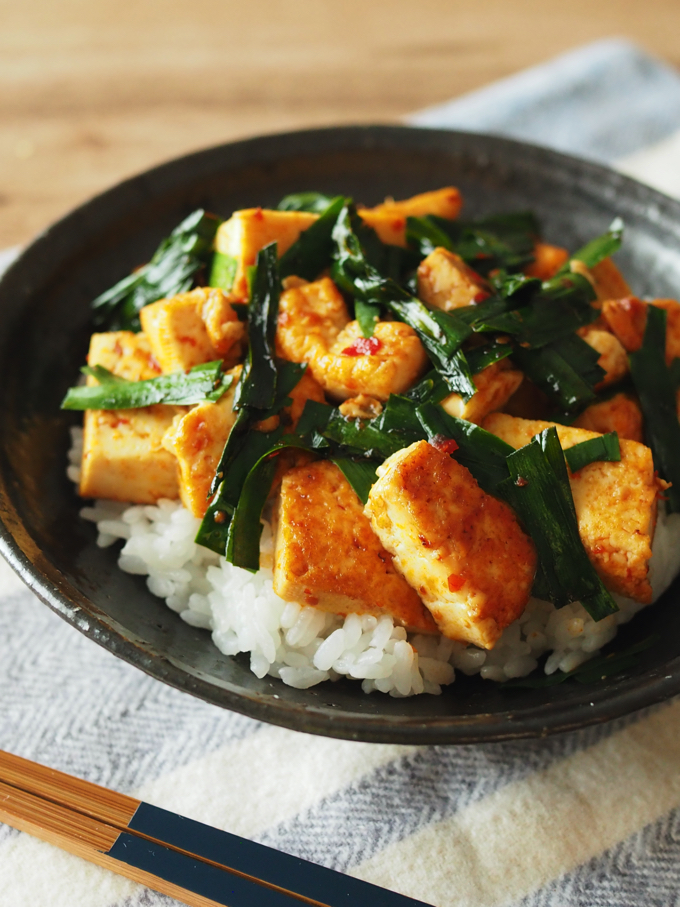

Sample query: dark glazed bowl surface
[1,125,679,744]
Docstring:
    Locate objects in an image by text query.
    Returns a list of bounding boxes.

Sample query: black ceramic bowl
[1,125,679,745]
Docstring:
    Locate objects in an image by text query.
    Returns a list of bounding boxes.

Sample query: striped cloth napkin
[3,37,680,907]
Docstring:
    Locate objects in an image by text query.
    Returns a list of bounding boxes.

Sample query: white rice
[70,427,680,696]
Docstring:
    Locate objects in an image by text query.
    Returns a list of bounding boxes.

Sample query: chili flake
[341,336,383,356]
[430,434,459,455]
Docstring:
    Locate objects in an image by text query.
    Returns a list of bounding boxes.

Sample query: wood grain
[0,779,120,854]
[0,751,313,907]
[1,0,679,246]
[0,749,139,827]
[0,782,238,907]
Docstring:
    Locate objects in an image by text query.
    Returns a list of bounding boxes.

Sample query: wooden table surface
[2,0,679,248]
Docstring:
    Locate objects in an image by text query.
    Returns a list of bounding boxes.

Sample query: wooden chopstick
[0,774,303,907]
[0,750,432,907]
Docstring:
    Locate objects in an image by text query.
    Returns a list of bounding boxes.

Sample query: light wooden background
[2,0,679,248]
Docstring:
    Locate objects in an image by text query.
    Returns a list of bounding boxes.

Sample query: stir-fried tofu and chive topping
[63,188,680,681]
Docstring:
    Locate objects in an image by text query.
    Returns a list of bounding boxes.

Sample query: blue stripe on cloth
[511,807,680,907]
[408,38,680,162]
[256,709,661,875]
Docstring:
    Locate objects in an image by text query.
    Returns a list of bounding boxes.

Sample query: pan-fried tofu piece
[591,257,632,301]
[273,460,437,632]
[313,320,428,401]
[276,277,350,363]
[356,210,409,248]
[482,413,658,603]
[360,187,463,220]
[358,187,462,247]
[580,327,629,388]
[285,369,327,428]
[600,296,647,351]
[574,393,644,443]
[139,287,244,373]
[79,332,179,503]
[162,367,324,516]
[417,247,489,311]
[201,288,246,359]
[216,191,463,300]
[524,243,569,280]
[86,330,163,381]
[215,209,318,300]
[441,360,523,424]
[162,366,241,516]
[80,408,180,504]
[365,441,536,648]
[602,297,680,363]
[523,250,629,300]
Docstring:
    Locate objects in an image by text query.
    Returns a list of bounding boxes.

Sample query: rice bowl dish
[61,182,680,697]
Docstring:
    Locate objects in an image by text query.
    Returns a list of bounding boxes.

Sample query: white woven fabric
[2,38,680,907]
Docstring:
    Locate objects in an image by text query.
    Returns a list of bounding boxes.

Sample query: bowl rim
[2,122,680,745]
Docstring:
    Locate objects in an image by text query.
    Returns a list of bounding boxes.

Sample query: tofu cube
[284,369,327,430]
[365,440,537,648]
[417,247,488,311]
[80,407,180,504]
[86,330,163,381]
[440,360,523,424]
[573,393,644,443]
[215,191,462,299]
[162,366,324,517]
[356,210,409,248]
[360,186,462,220]
[524,243,569,280]
[216,192,462,300]
[201,288,246,359]
[162,366,241,516]
[591,257,632,301]
[313,320,428,401]
[580,327,629,388]
[79,331,179,503]
[482,413,658,603]
[215,209,318,300]
[358,187,462,247]
[139,287,244,374]
[273,460,437,633]
[600,296,648,352]
[602,297,680,364]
